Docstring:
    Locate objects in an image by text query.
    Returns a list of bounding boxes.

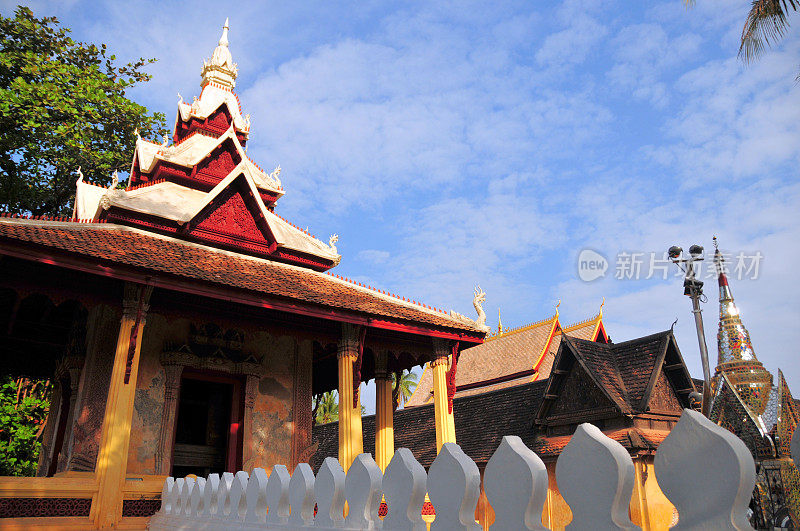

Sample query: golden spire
[712,236,772,415]
[497,309,503,335]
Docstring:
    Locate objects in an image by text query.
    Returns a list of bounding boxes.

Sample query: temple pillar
[431,339,456,451]
[374,351,394,471]
[154,363,182,475]
[337,323,364,471]
[90,283,153,529]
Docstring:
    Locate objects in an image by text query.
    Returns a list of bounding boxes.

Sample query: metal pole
[669,244,713,417]
[690,291,712,417]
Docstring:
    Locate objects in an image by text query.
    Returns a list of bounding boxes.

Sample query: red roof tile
[0,220,481,334]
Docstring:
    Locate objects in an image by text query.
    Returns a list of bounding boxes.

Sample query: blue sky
[8,0,799,412]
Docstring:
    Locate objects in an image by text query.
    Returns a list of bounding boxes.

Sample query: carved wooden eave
[161,344,262,377]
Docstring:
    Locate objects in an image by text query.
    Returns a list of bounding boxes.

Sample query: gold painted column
[337,323,364,471]
[91,283,153,529]
[374,351,394,471]
[431,339,456,451]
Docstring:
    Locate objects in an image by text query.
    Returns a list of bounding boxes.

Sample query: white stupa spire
[201,18,238,89]
[219,17,229,46]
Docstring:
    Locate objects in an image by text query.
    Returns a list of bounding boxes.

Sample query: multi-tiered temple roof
[73,20,338,272]
[2,21,484,341]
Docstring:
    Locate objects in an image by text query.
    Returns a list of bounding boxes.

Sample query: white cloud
[12,1,800,397]
[357,249,390,264]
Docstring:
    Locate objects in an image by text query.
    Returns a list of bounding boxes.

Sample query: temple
[707,238,800,528]
[0,22,484,529]
[406,303,608,406]
[314,305,697,528]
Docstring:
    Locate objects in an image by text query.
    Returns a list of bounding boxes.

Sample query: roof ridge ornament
[201,18,238,89]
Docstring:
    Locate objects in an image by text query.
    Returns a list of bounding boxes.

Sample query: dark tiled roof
[312,381,547,469]
[562,331,672,413]
[311,377,672,468]
[312,333,686,469]
[0,220,479,333]
[567,336,630,411]
[612,333,669,407]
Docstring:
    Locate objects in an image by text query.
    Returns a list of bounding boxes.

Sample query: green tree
[684,0,798,76]
[312,390,368,425]
[392,369,418,410]
[739,0,798,66]
[0,6,167,216]
[0,376,51,476]
[313,391,339,425]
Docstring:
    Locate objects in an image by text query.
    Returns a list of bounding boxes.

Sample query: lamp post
[668,244,712,417]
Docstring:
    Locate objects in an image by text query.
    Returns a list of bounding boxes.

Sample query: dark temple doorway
[171,372,243,477]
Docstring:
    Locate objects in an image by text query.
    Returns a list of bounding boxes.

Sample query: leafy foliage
[739,0,797,64]
[0,376,51,476]
[392,369,418,410]
[684,0,798,76]
[312,389,369,425]
[0,6,167,216]
[313,391,339,425]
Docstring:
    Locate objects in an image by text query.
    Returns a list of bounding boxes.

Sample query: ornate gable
[206,106,233,133]
[548,362,616,418]
[196,138,241,185]
[535,342,621,429]
[646,370,682,414]
[187,176,276,255]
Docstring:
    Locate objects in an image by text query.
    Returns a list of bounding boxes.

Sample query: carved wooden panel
[292,341,313,468]
[206,107,232,132]
[549,364,613,417]
[192,188,269,244]
[197,140,239,179]
[647,370,682,413]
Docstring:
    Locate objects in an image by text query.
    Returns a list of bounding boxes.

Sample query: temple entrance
[171,372,243,478]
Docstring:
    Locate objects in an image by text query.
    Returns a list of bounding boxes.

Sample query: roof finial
[219,17,230,47]
[498,309,503,335]
[555,299,561,317]
[201,17,238,89]
[599,296,605,317]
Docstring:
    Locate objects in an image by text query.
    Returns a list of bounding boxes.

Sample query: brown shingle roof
[312,378,673,468]
[406,314,602,407]
[312,381,547,470]
[0,219,481,333]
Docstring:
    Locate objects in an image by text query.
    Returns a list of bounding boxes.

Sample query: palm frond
[740,0,797,64]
